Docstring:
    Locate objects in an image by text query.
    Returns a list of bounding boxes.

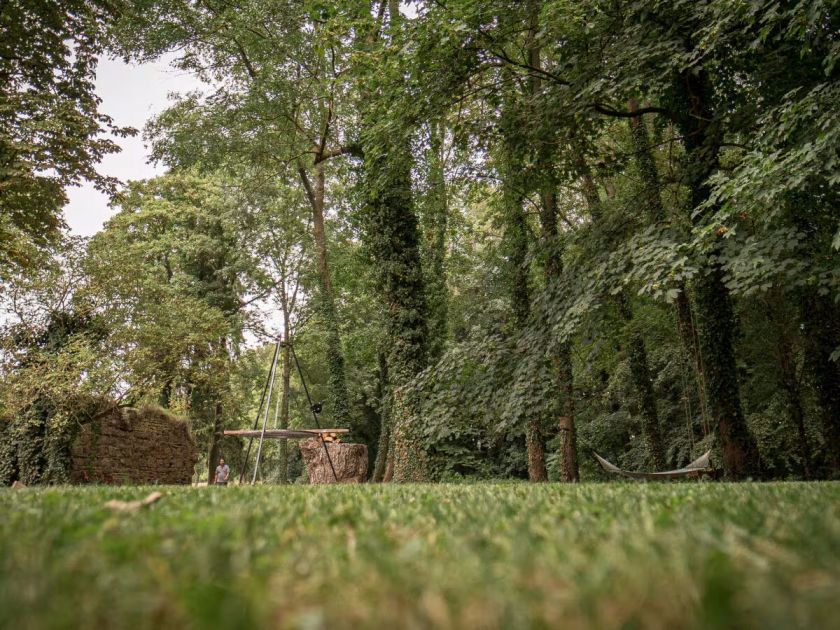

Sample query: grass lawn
[1,482,838,629]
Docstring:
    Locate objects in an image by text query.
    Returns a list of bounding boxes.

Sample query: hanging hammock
[593,450,714,480]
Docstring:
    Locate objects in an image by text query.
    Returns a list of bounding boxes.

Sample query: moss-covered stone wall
[70,407,196,484]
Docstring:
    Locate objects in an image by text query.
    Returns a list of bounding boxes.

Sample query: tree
[0,0,132,275]
[0,237,115,485]
[115,0,356,424]
[356,1,433,482]
[86,173,253,481]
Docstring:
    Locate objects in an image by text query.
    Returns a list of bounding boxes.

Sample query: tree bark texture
[390,386,430,482]
[299,438,368,483]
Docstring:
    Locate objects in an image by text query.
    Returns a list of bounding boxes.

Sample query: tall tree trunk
[556,345,578,482]
[673,289,709,431]
[514,2,552,481]
[617,295,666,469]
[364,143,430,481]
[299,164,350,424]
[506,181,547,481]
[675,69,760,479]
[535,189,575,481]
[363,3,431,482]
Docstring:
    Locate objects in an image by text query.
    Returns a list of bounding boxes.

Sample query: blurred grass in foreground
[1,482,838,629]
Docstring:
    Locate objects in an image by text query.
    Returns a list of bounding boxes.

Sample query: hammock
[593,450,713,480]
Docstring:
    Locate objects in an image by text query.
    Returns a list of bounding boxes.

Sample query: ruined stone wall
[70,406,197,484]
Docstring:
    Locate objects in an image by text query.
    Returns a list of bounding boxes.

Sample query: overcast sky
[63,55,203,236]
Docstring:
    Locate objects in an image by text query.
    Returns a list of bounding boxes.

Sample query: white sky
[63,54,204,236]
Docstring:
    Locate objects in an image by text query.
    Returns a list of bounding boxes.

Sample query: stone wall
[70,406,197,484]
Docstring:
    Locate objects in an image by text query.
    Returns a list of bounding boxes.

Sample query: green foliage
[5,0,840,483]
[85,173,249,392]
[0,308,115,485]
[0,0,133,275]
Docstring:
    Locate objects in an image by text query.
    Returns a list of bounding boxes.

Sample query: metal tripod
[238,336,339,483]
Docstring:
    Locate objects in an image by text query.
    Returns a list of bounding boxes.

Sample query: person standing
[214,458,230,486]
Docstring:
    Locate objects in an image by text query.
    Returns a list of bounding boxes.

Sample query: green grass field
[1,483,838,629]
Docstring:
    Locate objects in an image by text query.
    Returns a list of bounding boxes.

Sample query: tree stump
[299,438,367,483]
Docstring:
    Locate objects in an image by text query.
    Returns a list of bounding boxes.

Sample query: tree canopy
[2,0,839,484]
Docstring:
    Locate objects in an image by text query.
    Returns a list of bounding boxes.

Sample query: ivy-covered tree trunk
[14,414,47,485]
[299,164,351,425]
[512,10,552,480]
[422,121,450,364]
[500,89,547,482]
[359,1,431,483]
[505,179,547,482]
[537,189,578,482]
[675,69,760,479]
[372,352,390,482]
[616,295,666,469]
[0,420,16,486]
[364,143,430,482]
[673,289,709,428]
